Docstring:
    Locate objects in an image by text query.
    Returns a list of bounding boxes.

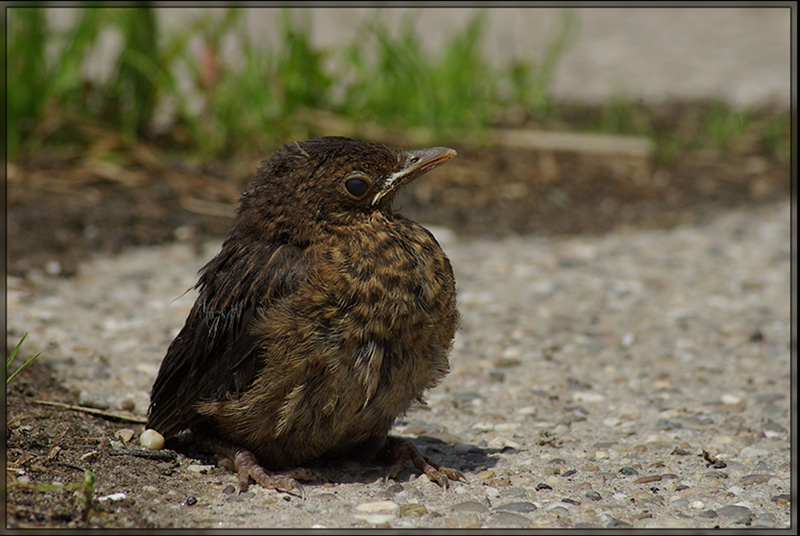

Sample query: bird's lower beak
[373,147,457,205]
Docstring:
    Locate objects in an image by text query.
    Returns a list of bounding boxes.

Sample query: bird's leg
[195,432,310,497]
[384,436,468,488]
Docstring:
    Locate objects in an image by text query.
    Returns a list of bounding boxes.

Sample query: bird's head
[235,137,456,241]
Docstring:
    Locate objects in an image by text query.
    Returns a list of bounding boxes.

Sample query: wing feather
[146,241,306,438]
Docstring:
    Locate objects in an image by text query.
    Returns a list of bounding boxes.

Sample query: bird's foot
[384,436,468,488]
[196,431,311,497]
[215,447,310,498]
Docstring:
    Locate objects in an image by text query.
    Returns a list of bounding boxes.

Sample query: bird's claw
[385,436,466,489]
[233,448,309,499]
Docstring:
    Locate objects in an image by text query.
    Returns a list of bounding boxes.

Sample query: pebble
[585,490,602,501]
[752,513,778,528]
[450,501,490,514]
[717,505,753,522]
[487,436,521,450]
[500,486,526,498]
[478,469,495,479]
[79,390,110,409]
[619,466,639,476]
[488,512,531,528]
[484,486,501,498]
[740,474,774,486]
[516,406,538,416]
[399,503,427,517]
[444,513,481,529]
[186,464,214,474]
[114,428,135,442]
[222,485,236,495]
[97,492,127,502]
[634,475,662,484]
[355,500,398,513]
[573,392,605,403]
[763,421,787,436]
[543,501,572,511]
[494,501,537,513]
[721,393,743,405]
[140,429,165,450]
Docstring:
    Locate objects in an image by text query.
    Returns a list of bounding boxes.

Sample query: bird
[146,136,465,496]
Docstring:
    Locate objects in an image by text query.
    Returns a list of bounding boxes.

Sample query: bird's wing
[146,241,307,438]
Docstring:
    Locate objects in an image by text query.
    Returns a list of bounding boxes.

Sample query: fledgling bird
[146,136,464,495]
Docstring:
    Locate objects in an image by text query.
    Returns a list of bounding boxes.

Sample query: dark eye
[345,176,370,198]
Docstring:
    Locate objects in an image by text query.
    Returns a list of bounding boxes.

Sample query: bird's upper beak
[372,147,457,205]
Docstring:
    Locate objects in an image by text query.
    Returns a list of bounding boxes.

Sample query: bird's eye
[344,175,371,198]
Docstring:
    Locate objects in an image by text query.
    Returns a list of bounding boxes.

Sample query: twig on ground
[108,448,178,461]
[33,400,147,424]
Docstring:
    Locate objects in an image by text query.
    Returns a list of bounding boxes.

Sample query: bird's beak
[373,147,457,205]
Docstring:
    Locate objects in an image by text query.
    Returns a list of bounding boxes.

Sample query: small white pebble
[721,394,743,405]
[487,436,521,450]
[140,429,165,450]
[98,492,127,502]
[621,332,635,347]
[573,392,605,403]
[355,500,398,513]
[115,428,135,443]
[494,423,520,432]
[186,464,215,474]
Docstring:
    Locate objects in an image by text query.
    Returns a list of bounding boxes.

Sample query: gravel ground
[6,198,793,529]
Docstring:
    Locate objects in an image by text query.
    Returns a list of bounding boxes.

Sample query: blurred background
[6,5,793,277]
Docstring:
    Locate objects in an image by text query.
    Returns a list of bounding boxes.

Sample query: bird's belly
[269,313,452,463]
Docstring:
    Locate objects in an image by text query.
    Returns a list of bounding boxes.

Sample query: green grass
[6,6,790,164]
[7,468,98,521]
[340,10,497,139]
[6,333,42,385]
